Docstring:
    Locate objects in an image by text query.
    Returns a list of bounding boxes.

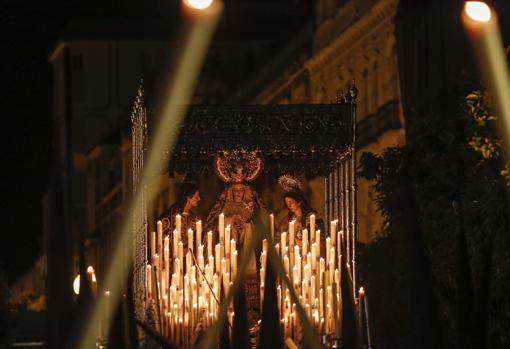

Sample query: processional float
[131,81,370,348]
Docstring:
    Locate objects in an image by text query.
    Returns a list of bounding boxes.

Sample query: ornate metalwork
[129,79,361,346]
[131,79,148,325]
[214,150,264,183]
[166,103,354,176]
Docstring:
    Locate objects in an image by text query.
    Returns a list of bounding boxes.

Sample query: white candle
[269,213,275,239]
[208,255,214,276]
[173,229,179,258]
[319,258,325,292]
[310,214,316,242]
[218,213,224,244]
[311,243,317,273]
[337,230,342,256]
[302,229,308,257]
[207,231,213,258]
[331,220,337,246]
[150,231,156,261]
[153,254,160,286]
[225,225,231,259]
[196,220,202,251]
[178,242,184,267]
[175,214,182,234]
[164,247,170,275]
[232,250,238,279]
[188,228,194,252]
[316,230,321,258]
[289,220,295,249]
[215,244,220,272]
[157,221,163,255]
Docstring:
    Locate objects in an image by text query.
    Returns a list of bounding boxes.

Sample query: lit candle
[316,230,321,258]
[218,213,224,244]
[281,232,287,256]
[364,289,372,349]
[302,229,308,257]
[269,213,275,239]
[188,228,194,252]
[164,247,170,276]
[215,244,220,272]
[326,237,331,264]
[359,287,365,339]
[289,220,295,249]
[207,231,213,258]
[310,214,316,242]
[319,258,325,290]
[196,220,202,251]
[151,231,156,261]
[157,221,163,255]
[178,242,184,268]
[208,255,214,277]
[232,250,238,279]
[225,225,231,260]
[330,220,337,245]
[176,214,182,234]
[337,230,343,256]
[173,229,179,258]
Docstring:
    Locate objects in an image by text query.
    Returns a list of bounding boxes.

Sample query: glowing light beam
[74,2,223,348]
[462,2,510,155]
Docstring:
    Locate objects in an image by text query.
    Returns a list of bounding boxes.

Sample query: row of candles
[145,212,364,347]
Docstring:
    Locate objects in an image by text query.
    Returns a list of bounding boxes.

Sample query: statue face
[232,184,246,203]
[187,190,201,208]
[285,196,301,214]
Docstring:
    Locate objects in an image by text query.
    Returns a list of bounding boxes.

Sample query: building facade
[252,0,404,242]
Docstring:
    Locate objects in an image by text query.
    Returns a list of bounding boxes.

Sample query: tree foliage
[358,85,510,348]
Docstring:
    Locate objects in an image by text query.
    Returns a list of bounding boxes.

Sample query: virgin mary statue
[205,150,266,339]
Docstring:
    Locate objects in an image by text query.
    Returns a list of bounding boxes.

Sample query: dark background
[0,0,311,284]
[0,0,184,283]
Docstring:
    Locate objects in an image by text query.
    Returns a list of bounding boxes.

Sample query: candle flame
[465,1,491,22]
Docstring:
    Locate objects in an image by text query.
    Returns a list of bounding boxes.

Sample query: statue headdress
[278,175,306,203]
[214,150,264,184]
[205,150,266,231]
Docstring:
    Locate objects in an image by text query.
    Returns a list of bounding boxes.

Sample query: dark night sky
[1,1,60,283]
[0,0,182,283]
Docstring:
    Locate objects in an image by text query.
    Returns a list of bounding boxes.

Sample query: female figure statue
[205,150,266,343]
[277,175,325,253]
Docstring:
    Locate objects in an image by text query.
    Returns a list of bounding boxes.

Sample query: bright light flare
[73,275,80,295]
[465,1,491,23]
[183,0,213,10]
